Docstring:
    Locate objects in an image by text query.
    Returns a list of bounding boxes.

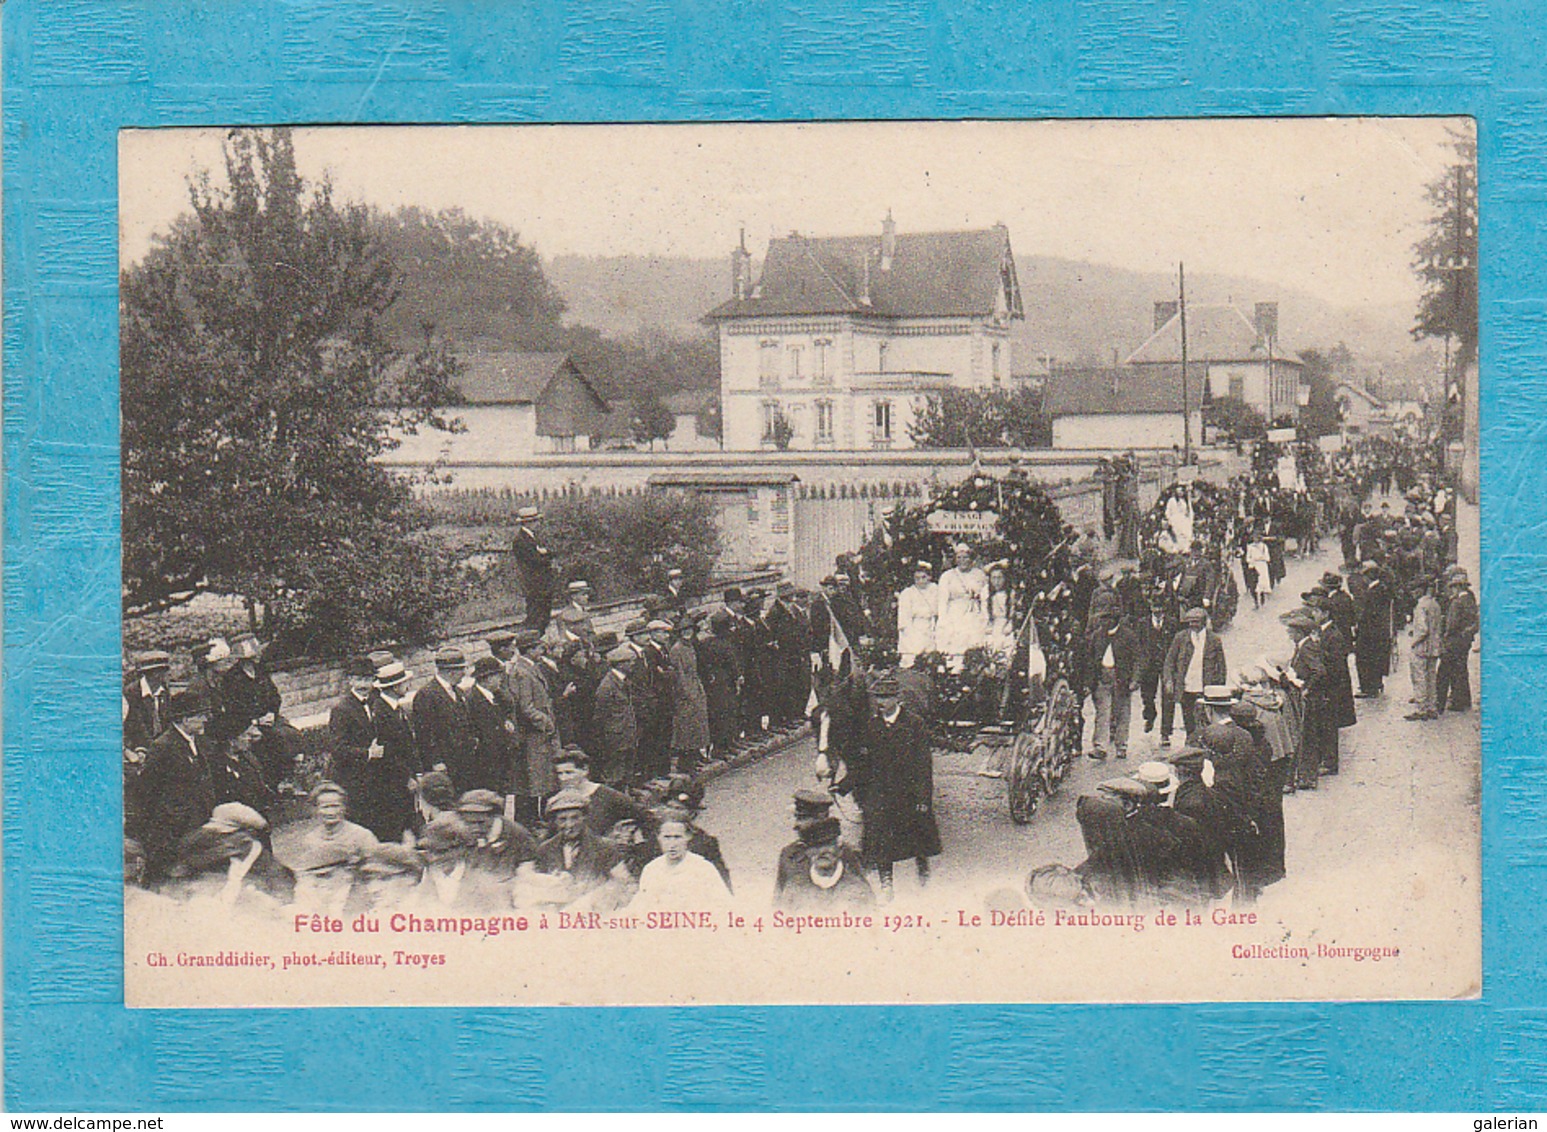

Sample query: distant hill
[545,250,1430,377]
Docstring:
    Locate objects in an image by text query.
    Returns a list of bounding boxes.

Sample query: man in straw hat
[352,655,419,841]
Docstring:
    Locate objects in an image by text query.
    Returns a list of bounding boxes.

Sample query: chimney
[858,251,872,306]
[880,209,896,272]
[1255,301,1279,346]
[731,227,751,302]
[1154,300,1179,331]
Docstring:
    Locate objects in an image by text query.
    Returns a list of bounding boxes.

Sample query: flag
[827,598,853,673]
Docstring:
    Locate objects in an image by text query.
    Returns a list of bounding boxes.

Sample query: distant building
[662,388,722,452]
[388,351,609,463]
[1044,364,1204,450]
[1127,301,1304,425]
[1335,381,1385,438]
[704,215,1024,451]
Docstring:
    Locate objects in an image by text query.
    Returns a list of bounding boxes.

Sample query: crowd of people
[1052,436,1476,909]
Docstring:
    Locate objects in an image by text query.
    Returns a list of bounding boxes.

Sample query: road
[704,515,1482,931]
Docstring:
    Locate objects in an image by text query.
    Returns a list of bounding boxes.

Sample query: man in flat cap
[511,504,554,632]
[559,580,596,645]
[774,789,866,900]
[412,646,475,785]
[457,789,539,898]
[123,649,173,755]
[1161,608,1226,747]
[593,643,640,788]
[861,671,941,901]
[700,610,744,758]
[1436,567,1478,713]
[527,788,632,908]
[632,617,675,782]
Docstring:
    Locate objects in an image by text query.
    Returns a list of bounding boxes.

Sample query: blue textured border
[3,0,1538,1112]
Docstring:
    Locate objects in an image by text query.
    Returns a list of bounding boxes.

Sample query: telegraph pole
[1179,262,1191,462]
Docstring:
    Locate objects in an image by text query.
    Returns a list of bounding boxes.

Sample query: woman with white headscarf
[936,542,988,668]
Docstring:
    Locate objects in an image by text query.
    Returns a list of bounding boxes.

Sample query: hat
[1279,611,1317,631]
[1321,572,1343,588]
[201,637,232,665]
[516,505,542,522]
[723,587,744,603]
[557,606,588,626]
[132,650,172,673]
[230,633,263,661]
[820,575,838,587]
[1361,560,1380,572]
[367,648,396,668]
[606,644,635,665]
[667,567,684,579]
[206,802,268,835]
[798,816,842,848]
[1201,685,1237,706]
[1098,777,1152,800]
[1134,762,1175,789]
[567,580,591,594]
[308,780,349,805]
[472,655,504,679]
[169,689,211,722]
[709,609,733,631]
[625,619,649,637]
[594,630,620,651]
[913,559,933,573]
[1449,573,1470,587]
[1168,747,1210,772]
[416,770,456,810]
[646,619,674,633]
[514,627,542,649]
[345,654,376,679]
[868,672,901,699]
[456,789,503,815]
[486,629,516,650]
[1229,701,1260,727]
[373,659,411,689]
[1183,607,1208,625]
[435,646,467,671]
[793,789,834,820]
[546,789,590,814]
[833,572,851,584]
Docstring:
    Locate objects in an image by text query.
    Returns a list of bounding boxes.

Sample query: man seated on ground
[292,781,380,914]
[456,788,540,908]
[168,801,296,910]
[521,789,633,911]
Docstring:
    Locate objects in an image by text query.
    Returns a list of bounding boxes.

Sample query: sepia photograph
[118,119,1480,1007]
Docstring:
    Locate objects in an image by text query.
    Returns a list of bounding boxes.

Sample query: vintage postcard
[119,119,1479,1007]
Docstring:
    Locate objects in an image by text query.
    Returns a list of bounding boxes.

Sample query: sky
[120,118,1469,312]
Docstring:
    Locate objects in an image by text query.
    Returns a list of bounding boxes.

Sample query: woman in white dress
[935,542,988,669]
[1245,529,1272,607]
[896,560,938,668]
[1159,488,1195,555]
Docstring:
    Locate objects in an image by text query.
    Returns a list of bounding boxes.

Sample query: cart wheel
[1008,731,1040,824]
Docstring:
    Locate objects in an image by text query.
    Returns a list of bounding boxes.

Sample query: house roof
[1335,382,1385,409]
[1043,365,1207,417]
[453,351,608,409]
[1127,304,1303,366]
[704,225,1022,322]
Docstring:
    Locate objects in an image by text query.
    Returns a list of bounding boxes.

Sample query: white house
[387,351,609,463]
[704,215,1024,451]
[1127,302,1304,427]
[1335,381,1385,438]
[1045,364,1204,450]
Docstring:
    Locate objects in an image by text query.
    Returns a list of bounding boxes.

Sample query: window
[877,341,889,373]
[815,399,835,443]
[1228,372,1245,401]
[872,399,893,447]
[786,345,803,381]
[550,435,576,454]
[759,340,779,388]
[992,343,1003,386]
[761,400,779,441]
[813,338,833,385]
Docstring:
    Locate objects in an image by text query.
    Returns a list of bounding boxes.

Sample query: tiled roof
[663,388,717,415]
[1127,304,1302,365]
[704,226,1021,321]
[1044,364,1207,417]
[452,352,605,407]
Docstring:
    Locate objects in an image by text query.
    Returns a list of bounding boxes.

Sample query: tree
[1297,345,1351,438]
[1411,130,1477,440]
[1203,395,1265,441]
[631,390,677,449]
[121,127,463,656]
[767,408,796,451]
[909,386,1051,449]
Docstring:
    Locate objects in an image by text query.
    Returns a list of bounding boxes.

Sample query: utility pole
[1179,262,1191,462]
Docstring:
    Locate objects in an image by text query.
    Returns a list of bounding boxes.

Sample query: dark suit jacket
[465,684,519,795]
[327,691,376,797]
[534,829,623,890]
[592,669,638,783]
[507,656,559,797]
[1162,629,1227,697]
[123,678,171,751]
[512,527,554,629]
[411,678,474,776]
[135,727,218,877]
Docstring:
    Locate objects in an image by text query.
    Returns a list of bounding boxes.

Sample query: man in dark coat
[1354,563,1394,697]
[699,611,744,755]
[509,631,561,823]
[1160,607,1227,746]
[212,633,299,788]
[412,647,476,783]
[464,656,520,798]
[326,656,380,813]
[1084,608,1141,760]
[859,671,941,900]
[133,690,221,880]
[352,658,419,843]
[592,645,640,788]
[510,505,555,631]
[1285,612,1335,789]
[1197,690,1269,902]
[767,582,811,728]
[1134,586,1175,736]
[1322,571,1358,645]
[633,622,675,781]
[123,650,173,754]
[1436,570,1479,712]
